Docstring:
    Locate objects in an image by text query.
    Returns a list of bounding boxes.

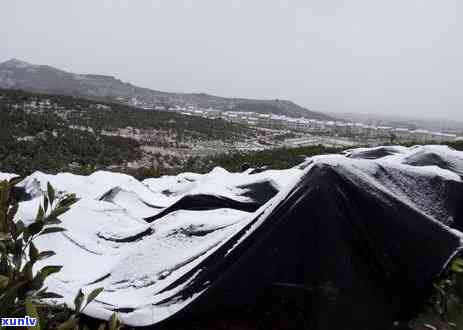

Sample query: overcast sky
[1,0,462,120]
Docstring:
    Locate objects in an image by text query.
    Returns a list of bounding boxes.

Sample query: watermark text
[1,316,37,327]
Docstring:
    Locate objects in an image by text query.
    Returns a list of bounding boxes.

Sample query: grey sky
[1,0,462,120]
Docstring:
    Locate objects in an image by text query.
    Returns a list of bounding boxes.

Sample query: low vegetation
[410,259,463,330]
[123,144,343,179]
[0,177,122,329]
[0,88,254,175]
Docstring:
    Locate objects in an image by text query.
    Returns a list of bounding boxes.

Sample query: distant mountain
[0,58,332,120]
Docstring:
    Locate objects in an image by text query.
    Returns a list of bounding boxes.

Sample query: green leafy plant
[57,288,123,330]
[0,176,125,329]
[411,258,463,329]
[0,176,77,328]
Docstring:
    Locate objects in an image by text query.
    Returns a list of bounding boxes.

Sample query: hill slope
[0,88,254,174]
[0,58,332,120]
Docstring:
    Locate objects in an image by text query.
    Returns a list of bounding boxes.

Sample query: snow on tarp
[0,172,18,181]
[142,166,298,203]
[3,145,463,329]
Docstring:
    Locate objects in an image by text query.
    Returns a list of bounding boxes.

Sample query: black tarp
[140,158,463,330]
[144,194,261,223]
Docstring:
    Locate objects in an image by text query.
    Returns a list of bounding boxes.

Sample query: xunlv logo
[1,316,37,327]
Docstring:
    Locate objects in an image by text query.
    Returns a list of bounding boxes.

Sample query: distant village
[129,99,461,145]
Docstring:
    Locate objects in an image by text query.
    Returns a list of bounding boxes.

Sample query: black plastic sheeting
[144,194,262,223]
[237,180,279,205]
[144,180,279,223]
[345,146,406,160]
[138,156,463,330]
[402,150,463,178]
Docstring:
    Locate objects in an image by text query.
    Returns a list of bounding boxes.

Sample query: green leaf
[23,227,31,241]
[31,273,45,291]
[452,263,463,273]
[59,194,78,208]
[46,218,62,225]
[23,261,34,281]
[37,250,56,260]
[451,258,463,273]
[35,286,49,296]
[74,289,84,312]
[12,240,23,270]
[108,313,121,330]
[433,283,446,296]
[0,274,9,289]
[36,206,45,223]
[35,291,63,299]
[32,265,62,291]
[0,181,10,204]
[9,176,25,187]
[0,232,11,241]
[25,298,41,330]
[43,196,49,214]
[86,287,104,306]
[50,206,71,219]
[14,220,25,238]
[29,242,39,263]
[39,265,63,279]
[39,227,66,236]
[0,254,9,275]
[47,182,55,205]
[28,221,44,237]
[6,202,19,235]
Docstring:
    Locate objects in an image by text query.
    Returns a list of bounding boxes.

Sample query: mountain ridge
[0,58,333,120]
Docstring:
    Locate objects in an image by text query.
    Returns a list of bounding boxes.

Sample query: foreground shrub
[411,258,463,329]
[0,177,122,329]
[0,177,76,324]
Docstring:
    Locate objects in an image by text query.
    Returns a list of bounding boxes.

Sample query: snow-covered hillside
[3,145,463,328]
